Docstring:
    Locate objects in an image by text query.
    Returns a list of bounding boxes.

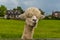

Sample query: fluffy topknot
[24,7,41,19]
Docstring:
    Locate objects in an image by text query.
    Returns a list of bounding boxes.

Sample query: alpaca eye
[28,16,32,18]
[27,15,33,18]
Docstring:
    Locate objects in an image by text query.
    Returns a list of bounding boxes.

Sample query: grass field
[0,18,60,38]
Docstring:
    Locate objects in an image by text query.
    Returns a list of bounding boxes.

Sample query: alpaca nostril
[33,19,36,22]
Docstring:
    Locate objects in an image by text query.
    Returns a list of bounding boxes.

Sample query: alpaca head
[26,15,38,27]
[19,7,44,27]
[24,7,41,27]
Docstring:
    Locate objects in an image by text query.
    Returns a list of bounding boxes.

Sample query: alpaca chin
[33,22,36,26]
[30,22,37,28]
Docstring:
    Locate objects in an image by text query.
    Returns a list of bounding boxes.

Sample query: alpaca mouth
[33,22,36,25]
[32,22,36,27]
[30,23,36,28]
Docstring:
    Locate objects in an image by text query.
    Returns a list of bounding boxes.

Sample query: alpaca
[19,7,44,40]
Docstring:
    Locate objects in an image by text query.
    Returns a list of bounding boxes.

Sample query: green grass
[0,19,60,38]
[0,19,24,38]
[34,20,60,38]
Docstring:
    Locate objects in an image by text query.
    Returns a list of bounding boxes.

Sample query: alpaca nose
[33,19,36,22]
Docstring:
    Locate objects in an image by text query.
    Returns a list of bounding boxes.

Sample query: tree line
[0,5,24,17]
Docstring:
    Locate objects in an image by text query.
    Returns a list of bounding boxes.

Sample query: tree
[0,5,7,16]
[17,6,24,13]
[13,8,16,11]
[13,6,24,14]
[39,9,45,15]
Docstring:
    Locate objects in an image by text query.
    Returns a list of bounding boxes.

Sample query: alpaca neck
[22,24,35,39]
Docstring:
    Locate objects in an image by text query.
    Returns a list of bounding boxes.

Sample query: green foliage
[17,6,24,13]
[0,5,23,17]
[13,6,24,14]
[0,5,7,16]
[39,9,45,15]
[44,15,52,20]
[0,19,60,38]
[52,16,60,20]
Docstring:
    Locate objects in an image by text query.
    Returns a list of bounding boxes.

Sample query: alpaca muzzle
[33,22,36,26]
[33,19,36,23]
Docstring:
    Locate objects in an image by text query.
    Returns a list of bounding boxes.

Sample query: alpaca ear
[19,13,26,20]
[40,15,45,19]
